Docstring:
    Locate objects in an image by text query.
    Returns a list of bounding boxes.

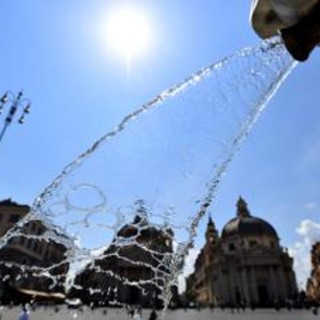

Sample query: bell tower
[236,196,251,218]
[205,214,219,244]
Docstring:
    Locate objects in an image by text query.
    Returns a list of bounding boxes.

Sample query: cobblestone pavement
[2,306,319,320]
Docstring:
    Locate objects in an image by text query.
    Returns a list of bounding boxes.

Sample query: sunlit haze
[105,7,152,61]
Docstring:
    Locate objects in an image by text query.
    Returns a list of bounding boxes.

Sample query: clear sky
[0,1,319,289]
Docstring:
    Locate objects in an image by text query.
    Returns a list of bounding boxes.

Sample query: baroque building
[186,197,298,307]
[0,199,69,302]
[306,242,320,302]
[71,201,176,307]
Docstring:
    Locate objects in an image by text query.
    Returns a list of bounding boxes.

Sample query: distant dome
[221,197,278,239]
[221,215,278,239]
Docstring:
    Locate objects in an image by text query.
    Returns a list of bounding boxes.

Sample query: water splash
[0,37,296,317]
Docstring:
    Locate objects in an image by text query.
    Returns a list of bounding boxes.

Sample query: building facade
[186,197,298,307]
[307,242,320,302]
[71,201,176,307]
[0,199,69,302]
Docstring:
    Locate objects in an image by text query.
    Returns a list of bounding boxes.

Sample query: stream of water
[0,37,296,319]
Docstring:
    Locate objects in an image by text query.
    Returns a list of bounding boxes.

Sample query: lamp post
[0,90,31,144]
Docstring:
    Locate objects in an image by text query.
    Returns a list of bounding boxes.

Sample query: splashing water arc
[2,37,296,314]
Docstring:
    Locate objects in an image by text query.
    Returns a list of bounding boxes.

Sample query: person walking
[18,305,29,320]
[133,308,143,320]
[148,309,157,320]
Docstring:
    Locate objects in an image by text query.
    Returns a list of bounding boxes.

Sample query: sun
[105,7,152,60]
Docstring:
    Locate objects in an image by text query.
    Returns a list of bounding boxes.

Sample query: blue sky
[0,1,320,288]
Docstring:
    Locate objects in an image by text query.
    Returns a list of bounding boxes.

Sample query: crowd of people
[10,303,158,320]
[127,306,157,320]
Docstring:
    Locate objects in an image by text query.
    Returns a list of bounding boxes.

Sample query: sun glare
[105,7,151,60]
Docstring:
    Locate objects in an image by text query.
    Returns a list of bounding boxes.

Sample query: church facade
[71,201,176,307]
[186,197,298,307]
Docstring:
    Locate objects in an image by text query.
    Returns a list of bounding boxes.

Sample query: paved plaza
[2,306,320,320]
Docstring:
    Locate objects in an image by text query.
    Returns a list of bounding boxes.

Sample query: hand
[280,0,320,61]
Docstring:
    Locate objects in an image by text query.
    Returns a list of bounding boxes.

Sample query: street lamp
[0,90,31,144]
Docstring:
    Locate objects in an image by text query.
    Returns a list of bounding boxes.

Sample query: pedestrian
[129,308,134,317]
[149,309,157,320]
[18,305,29,320]
[312,306,318,315]
[133,307,143,320]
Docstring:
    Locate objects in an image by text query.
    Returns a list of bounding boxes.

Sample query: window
[9,214,20,223]
[30,223,37,233]
[27,239,33,249]
[229,243,235,251]
[44,250,51,260]
[249,240,258,247]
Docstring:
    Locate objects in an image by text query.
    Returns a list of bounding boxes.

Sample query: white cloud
[304,202,318,211]
[178,247,200,293]
[296,220,320,243]
[289,219,320,289]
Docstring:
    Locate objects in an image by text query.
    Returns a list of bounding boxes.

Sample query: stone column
[241,267,250,305]
[219,271,228,305]
[249,267,258,304]
[228,271,234,304]
[268,266,277,302]
[237,270,243,303]
[276,266,287,300]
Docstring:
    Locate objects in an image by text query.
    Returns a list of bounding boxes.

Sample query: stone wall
[307,242,320,301]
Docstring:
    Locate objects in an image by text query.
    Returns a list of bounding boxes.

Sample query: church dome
[221,197,278,239]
